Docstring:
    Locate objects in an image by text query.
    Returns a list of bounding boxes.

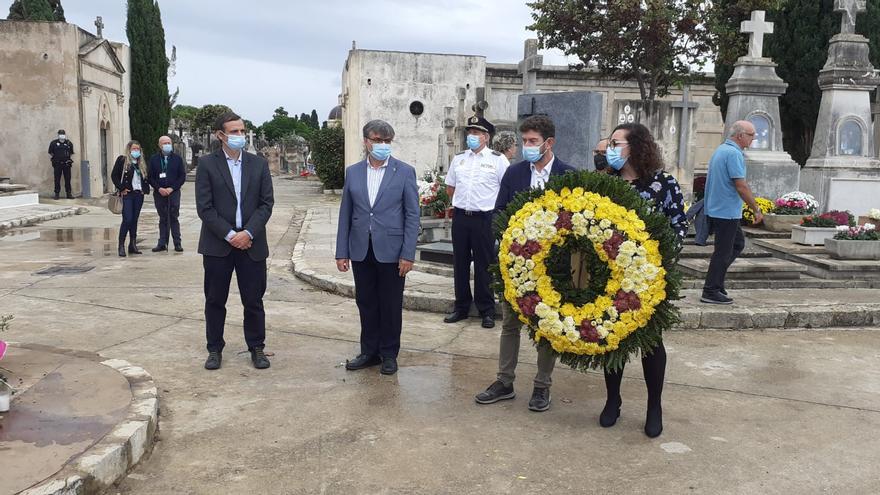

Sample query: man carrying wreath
[474,115,576,412]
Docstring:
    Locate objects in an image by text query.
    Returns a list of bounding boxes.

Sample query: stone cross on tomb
[835,0,866,35]
[518,39,543,94]
[94,16,104,38]
[740,10,773,58]
[671,86,699,170]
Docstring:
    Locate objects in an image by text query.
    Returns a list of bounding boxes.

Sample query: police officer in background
[48,129,74,199]
[443,115,508,329]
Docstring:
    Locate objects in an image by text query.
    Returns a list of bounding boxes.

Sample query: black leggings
[603,342,666,408]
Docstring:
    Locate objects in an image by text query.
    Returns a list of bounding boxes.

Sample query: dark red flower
[555,210,573,230]
[516,293,542,316]
[613,290,642,312]
[579,320,599,342]
[603,231,625,260]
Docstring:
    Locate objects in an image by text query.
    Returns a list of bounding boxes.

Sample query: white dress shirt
[223,149,252,241]
[445,147,508,211]
[131,163,143,191]
[366,159,388,207]
[530,156,556,190]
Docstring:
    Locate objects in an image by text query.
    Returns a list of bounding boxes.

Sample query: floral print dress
[628,171,688,242]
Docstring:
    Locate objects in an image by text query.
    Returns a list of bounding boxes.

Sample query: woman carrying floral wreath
[603,122,687,437]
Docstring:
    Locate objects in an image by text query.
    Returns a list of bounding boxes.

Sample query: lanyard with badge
[159,156,168,179]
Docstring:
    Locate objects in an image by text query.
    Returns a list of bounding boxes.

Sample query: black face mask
[593,154,608,171]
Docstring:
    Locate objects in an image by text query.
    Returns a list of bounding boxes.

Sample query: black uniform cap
[58,129,66,135]
[465,115,495,136]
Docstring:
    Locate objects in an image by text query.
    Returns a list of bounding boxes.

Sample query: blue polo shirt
[705,139,746,219]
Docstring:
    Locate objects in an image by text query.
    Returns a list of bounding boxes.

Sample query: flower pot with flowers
[825,223,880,260]
[764,192,819,232]
[742,197,774,226]
[0,314,14,412]
[792,210,855,246]
[419,179,451,218]
[858,208,880,226]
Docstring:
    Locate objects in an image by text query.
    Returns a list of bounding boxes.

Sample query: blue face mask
[606,146,627,171]
[130,150,141,160]
[226,134,247,150]
[161,144,173,154]
[370,143,392,161]
[466,135,482,151]
[522,144,545,163]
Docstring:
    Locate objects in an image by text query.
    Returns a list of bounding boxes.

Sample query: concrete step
[416,241,454,265]
[0,183,29,193]
[679,257,808,280]
[415,260,456,278]
[742,226,790,239]
[681,244,771,259]
[0,190,38,209]
[755,238,880,280]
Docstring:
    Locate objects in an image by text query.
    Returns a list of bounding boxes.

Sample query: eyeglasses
[743,132,756,137]
[367,137,393,144]
[608,139,629,148]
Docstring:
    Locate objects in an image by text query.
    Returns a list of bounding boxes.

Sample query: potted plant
[0,314,14,413]
[791,210,855,246]
[858,208,880,226]
[742,197,774,226]
[825,223,880,260]
[764,192,819,232]
[419,179,451,218]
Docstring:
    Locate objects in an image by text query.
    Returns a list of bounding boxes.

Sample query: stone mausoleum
[0,19,130,198]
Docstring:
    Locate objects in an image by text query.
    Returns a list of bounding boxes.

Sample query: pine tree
[310,109,319,129]
[127,0,170,155]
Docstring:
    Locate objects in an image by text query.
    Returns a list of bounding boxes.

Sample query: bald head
[159,135,173,155]
[158,135,172,146]
[729,120,756,149]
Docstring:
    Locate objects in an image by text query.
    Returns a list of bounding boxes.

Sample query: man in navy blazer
[148,135,187,252]
[335,120,420,375]
[475,115,577,413]
[196,112,274,371]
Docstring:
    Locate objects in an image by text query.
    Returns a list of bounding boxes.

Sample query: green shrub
[310,126,345,190]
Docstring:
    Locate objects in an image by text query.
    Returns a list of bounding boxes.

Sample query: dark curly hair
[611,123,664,183]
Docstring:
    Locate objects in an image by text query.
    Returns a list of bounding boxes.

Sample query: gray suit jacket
[196,149,274,261]
[335,157,420,263]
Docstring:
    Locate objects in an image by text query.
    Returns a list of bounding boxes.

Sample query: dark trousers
[119,192,144,246]
[351,241,406,358]
[203,250,267,352]
[451,209,495,316]
[154,190,182,247]
[53,163,72,195]
[703,217,745,294]
[604,342,666,408]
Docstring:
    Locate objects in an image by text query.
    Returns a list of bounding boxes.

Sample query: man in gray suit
[196,111,274,371]
[335,120,420,375]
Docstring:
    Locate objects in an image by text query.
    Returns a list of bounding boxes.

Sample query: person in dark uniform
[48,129,74,199]
[443,115,508,329]
[148,135,187,252]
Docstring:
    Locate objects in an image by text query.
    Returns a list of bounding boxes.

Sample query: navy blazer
[195,149,274,261]
[494,157,577,211]
[147,152,187,191]
[335,157,420,264]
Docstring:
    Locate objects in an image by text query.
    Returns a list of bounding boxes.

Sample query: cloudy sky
[63,0,577,125]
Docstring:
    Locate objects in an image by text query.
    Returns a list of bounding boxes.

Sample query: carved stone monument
[724,10,800,199]
[518,39,543,94]
[801,0,880,211]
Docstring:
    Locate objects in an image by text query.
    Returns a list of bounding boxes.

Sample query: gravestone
[724,10,800,200]
[517,91,603,170]
[518,39,543,94]
[801,0,880,212]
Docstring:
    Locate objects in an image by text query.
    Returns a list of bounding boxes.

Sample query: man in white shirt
[443,115,508,328]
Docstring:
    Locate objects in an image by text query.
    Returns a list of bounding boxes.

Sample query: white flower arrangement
[868,208,880,221]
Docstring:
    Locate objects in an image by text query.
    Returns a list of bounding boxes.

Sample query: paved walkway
[0,178,879,494]
[293,206,880,330]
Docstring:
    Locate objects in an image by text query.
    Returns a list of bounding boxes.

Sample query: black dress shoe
[54,193,60,200]
[174,245,184,252]
[118,243,126,257]
[66,193,74,199]
[152,245,167,252]
[345,354,381,370]
[444,311,468,323]
[528,386,551,412]
[204,351,222,370]
[474,380,515,404]
[644,405,663,438]
[380,357,398,375]
[250,347,271,369]
[481,315,495,328]
[600,396,622,427]
[128,245,143,255]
